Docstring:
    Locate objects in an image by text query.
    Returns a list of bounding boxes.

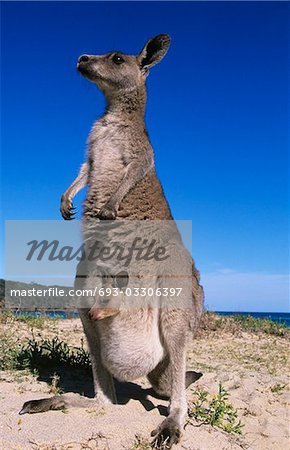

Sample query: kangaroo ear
[137,34,171,71]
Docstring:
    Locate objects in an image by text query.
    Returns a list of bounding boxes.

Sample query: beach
[0,313,289,450]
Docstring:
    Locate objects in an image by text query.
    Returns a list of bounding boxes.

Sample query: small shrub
[16,336,91,371]
[188,383,244,435]
[231,314,287,336]
[200,311,288,338]
[0,313,91,372]
[0,330,21,370]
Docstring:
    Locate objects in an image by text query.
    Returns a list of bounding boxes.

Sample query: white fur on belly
[98,309,164,381]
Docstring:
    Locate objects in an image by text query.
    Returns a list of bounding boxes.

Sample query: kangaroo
[20,35,204,449]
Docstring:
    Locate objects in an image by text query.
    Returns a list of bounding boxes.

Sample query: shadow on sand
[34,365,168,416]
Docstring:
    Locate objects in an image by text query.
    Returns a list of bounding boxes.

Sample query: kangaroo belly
[98,310,164,381]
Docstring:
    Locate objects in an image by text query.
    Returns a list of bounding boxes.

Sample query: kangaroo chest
[86,120,131,207]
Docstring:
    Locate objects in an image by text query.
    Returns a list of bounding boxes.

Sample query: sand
[0,317,289,450]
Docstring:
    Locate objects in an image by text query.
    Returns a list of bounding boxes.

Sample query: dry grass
[198,311,289,338]
[28,432,110,450]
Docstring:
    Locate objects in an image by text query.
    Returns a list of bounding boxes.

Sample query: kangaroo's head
[77,34,171,99]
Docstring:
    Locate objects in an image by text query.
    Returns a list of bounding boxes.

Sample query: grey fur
[21,35,204,448]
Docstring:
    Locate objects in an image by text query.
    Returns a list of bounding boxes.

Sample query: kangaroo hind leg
[148,355,202,398]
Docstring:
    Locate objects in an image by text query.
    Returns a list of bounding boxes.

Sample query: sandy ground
[0,318,289,450]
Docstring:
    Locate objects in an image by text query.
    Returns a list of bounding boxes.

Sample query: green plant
[130,435,152,450]
[16,336,91,370]
[0,330,21,370]
[231,315,287,336]
[270,383,287,394]
[0,310,49,329]
[49,373,62,395]
[0,325,91,373]
[200,311,289,338]
[188,383,244,435]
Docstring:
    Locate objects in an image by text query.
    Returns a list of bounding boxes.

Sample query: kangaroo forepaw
[97,204,117,220]
[19,397,66,415]
[151,417,181,449]
[60,195,76,220]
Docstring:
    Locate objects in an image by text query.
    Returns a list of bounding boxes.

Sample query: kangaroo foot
[19,393,95,415]
[151,417,181,449]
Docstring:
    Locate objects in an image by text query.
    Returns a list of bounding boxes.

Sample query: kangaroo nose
[78,55,90,63]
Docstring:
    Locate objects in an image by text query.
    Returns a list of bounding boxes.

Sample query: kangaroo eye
[112,54,125,65]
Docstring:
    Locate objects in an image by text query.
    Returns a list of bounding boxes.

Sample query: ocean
[216,311,290,327]
[13,310,290,327]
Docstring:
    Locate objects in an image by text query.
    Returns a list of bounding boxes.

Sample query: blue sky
[1,1,289,312]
